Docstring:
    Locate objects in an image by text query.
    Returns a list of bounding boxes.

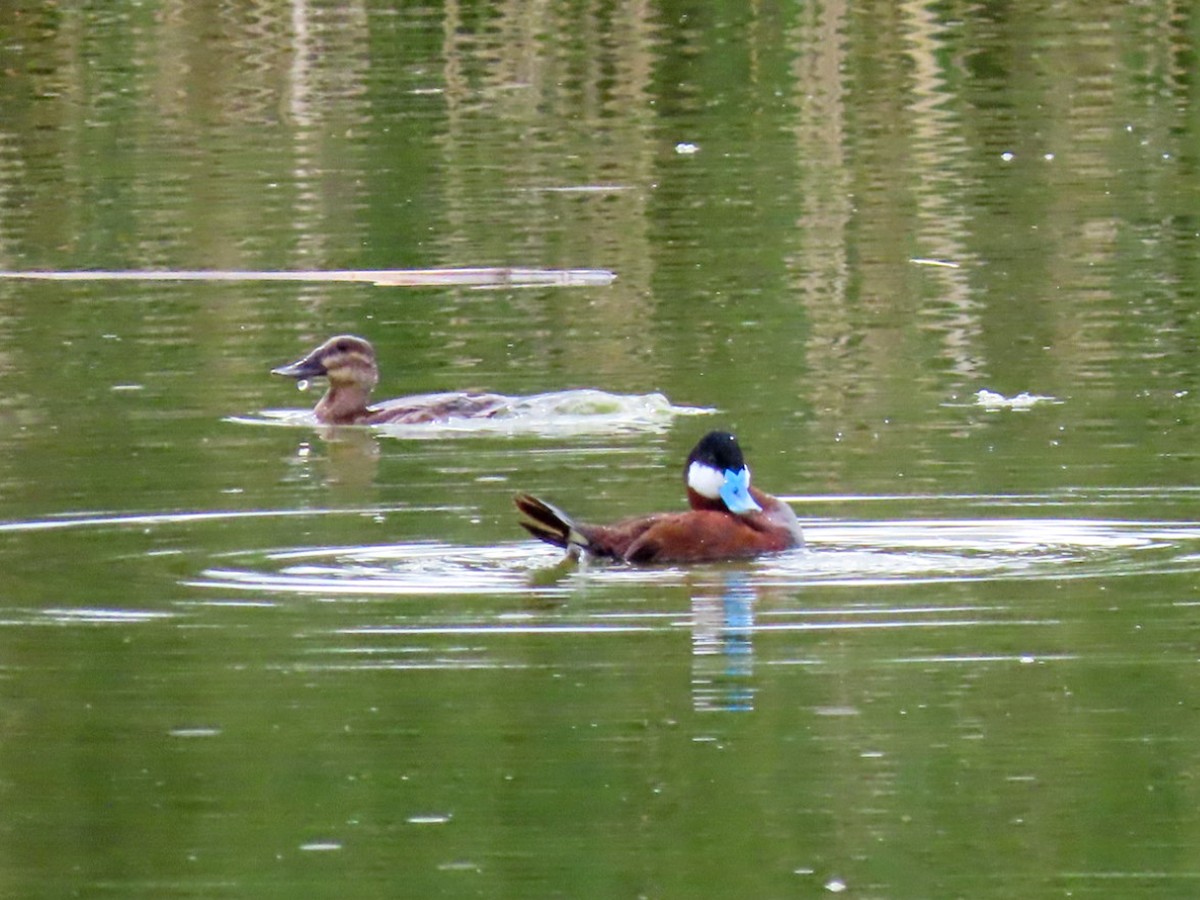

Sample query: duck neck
[315,382,372,424]
[686,487,727,512]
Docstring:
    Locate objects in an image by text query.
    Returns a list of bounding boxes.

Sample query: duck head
[272,335,379,424]
[684,430,762,515]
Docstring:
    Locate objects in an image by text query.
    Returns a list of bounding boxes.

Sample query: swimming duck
[515,430,803,563]
[272,335,508,425]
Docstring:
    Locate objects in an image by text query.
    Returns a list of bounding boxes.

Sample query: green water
[2,1,1200,897]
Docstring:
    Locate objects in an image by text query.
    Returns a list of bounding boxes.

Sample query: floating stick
[0,267,616,288]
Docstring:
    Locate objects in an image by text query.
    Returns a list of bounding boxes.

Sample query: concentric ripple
[189,518,1200,599]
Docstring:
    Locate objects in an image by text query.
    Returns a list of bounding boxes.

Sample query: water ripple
[189,518,1200,598]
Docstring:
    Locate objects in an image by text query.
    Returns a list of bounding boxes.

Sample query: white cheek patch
[687,461,727,499]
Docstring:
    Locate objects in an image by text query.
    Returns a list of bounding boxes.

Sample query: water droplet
[297,379,310,392]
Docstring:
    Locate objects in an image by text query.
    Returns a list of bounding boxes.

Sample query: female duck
[272,335,507,425]
[515,430,803,564]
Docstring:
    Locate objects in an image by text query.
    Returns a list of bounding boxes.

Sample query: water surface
[2,1,1200,897]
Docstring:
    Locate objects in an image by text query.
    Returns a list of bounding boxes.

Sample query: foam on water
[230,389,711,437]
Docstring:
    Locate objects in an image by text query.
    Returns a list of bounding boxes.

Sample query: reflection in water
[279,431,381,491]
[691,575,757,714]
[900,0,980,388]
[435,0,661,383]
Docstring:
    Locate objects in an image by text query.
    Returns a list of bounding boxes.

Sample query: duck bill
[719,467,762,514]
[271,353,327,380]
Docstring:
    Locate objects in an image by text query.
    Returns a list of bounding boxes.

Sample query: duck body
[365,391,507,425]
[515,431,803,564]
[272,335,507,425]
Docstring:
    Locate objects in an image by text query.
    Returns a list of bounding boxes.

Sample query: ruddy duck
[272,335,507,425]
[515,430,803,563]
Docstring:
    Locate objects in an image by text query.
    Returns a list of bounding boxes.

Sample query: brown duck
[515,430,803,564]
[272,335,507,425]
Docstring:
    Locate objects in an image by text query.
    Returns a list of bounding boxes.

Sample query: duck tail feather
[514,493,589,552]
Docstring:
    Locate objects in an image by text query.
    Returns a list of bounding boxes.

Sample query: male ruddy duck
[272,335,507,425]
[515,430,803,564]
